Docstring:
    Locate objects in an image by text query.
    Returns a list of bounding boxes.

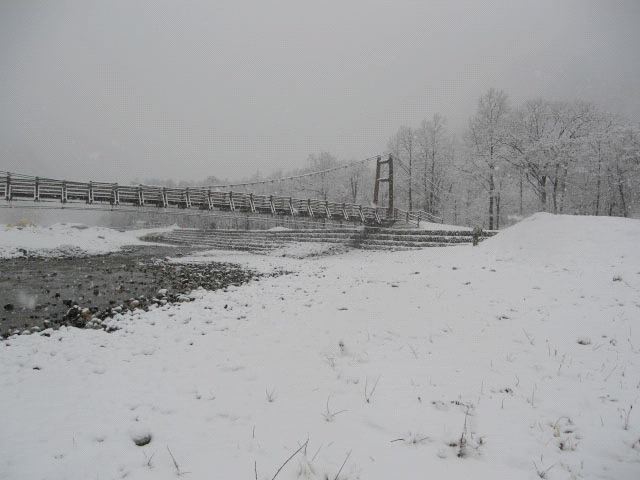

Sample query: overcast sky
[1,0,639,183]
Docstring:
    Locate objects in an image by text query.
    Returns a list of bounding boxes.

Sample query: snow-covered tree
[416,114,449,216]
[464,88,510,229]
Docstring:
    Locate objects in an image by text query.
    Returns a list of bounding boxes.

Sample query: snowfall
[0,213,639,480]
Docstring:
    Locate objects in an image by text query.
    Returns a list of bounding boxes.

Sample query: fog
[1,0,638,183]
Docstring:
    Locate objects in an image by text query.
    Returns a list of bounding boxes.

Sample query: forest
[386,88,640,228]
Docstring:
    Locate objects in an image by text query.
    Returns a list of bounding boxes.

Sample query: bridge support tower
[373,154,394,215]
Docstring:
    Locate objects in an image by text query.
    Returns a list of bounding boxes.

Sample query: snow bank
[1,214,639,479]
[481,212,640,266]
[0,223,171,258]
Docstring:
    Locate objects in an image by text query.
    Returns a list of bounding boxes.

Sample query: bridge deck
[0,172,441,228]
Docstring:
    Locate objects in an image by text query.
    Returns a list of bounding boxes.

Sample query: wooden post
[472,226,482,246]
[207,188,213,210]
[387,153,394,213]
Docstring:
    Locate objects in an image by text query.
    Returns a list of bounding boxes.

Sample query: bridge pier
[373,154,394,215]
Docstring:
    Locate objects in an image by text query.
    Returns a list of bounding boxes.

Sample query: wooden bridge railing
[0,172,435,226]
[390,207,442,226]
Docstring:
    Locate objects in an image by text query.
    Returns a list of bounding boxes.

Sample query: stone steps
[144,227,494,252]
[168,228,491,237]
[160,231,475,244]
[156,236,278,251]
[355,239,461,248]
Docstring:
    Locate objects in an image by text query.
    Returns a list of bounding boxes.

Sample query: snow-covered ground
[0,223,174,258]
[1,213,639,479]
[269,242,349,258]
[416,220,475,231]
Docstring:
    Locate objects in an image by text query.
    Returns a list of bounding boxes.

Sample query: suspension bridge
[1,155,495,249]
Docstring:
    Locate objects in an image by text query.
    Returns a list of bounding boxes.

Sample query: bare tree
[417,114,448,215]
[585,112,617,215]
[303,152,341,200]
[349,174,359,203]
[465,88,510,229]
[607,124,640,217]
[389,125,416,210]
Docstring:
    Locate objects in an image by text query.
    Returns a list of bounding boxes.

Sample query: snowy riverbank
[0,223,174,258]
[1,213,639,479]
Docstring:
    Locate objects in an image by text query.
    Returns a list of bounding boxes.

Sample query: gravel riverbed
[0,245,260,337]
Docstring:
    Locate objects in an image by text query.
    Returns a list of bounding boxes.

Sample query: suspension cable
[1,155,379,190]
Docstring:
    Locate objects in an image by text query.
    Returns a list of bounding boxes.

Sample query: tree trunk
[519,171,523,216]
[453,198,458,224]
[539,176,547,211]
[607,168,615,216]
[408,169,412,210]
[552,164,560,214]
[423,155,428,211]
[559,163,568,213]
[488,165,495,230]
[595,166,601,215]
[408,147,413,211]
[496,191,500,230]
[616,165,628,217]
[429,152,436,214]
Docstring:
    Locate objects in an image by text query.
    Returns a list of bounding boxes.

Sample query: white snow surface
[0,223,173,258]
[416,220,474,231]
[267,226,291,231]
[269,241,349,258]
[1,213,640,479]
